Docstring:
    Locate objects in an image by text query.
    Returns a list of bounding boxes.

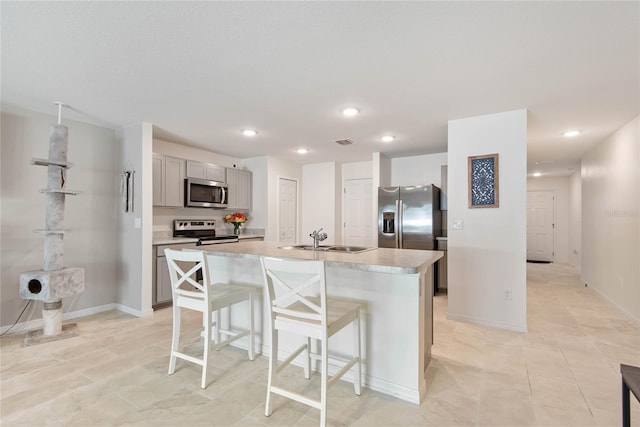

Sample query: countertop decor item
[224,212,247,235]
[468,153,499,208]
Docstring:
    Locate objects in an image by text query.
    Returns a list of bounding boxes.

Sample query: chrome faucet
[310,228,328,249]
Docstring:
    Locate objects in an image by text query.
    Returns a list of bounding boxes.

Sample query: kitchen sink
[278,245,330,251]
[278,244,375,254]
[326,246,373,253]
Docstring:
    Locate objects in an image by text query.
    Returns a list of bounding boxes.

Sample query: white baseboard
[0,302,156,335]
[0,303,124,335]
[583,280,640,327]
[111,303,146,318]
[447,312,528,333]
[257,344,421,405]
[64,303,121,320]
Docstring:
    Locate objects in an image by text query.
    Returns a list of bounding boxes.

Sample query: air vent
[335,139,355,146]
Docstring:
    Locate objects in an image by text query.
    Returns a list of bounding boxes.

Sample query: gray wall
[1,105,118,328]
[115,122,154,315]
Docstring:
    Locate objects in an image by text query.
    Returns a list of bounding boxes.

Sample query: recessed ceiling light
[242,129,257,137]
[533,172,542,177]
[563,130,580,138]
[342,107,359,117]
[381,135,395,143]
[296,148,308,154]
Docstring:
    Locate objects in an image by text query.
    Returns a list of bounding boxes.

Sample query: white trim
[67,303,125,319]
[584,279,640,327]
[113,303,153,318]
[0,303,129,335]
[257,343,422,405]
[447,312,528,333]
[364,372,422,405]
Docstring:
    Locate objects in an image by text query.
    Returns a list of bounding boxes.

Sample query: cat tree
[19,103,84,345]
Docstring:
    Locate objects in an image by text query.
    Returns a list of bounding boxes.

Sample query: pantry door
[343,178,374,247]
[278,177,298,244]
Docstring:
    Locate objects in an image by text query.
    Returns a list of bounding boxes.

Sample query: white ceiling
[2,2,638,177]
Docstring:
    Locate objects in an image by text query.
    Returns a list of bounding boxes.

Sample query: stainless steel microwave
[185,178,228,208]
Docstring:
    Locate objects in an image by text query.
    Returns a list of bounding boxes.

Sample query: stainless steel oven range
[153,219,239,309]
[173,219,238,245]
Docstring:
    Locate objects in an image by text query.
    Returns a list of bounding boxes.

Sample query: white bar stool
[165,248,256,389]
[260,256,362,426]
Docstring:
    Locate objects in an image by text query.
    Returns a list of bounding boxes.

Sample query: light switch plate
[134,218,141,229]
[452,220,463,230]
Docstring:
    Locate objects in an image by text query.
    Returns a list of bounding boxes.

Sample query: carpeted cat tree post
[19,103,84,346]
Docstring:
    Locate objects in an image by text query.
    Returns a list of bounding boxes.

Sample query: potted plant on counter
[224,212,247,236]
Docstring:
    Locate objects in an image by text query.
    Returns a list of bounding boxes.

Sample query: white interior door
[343,178,374,247]
[278,178,297,244]
[527,190,554,262]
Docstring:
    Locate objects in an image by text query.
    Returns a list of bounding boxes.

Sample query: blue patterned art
[469,154,499,208]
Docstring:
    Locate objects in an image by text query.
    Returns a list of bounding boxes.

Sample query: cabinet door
[165,156,185,207]
[186,160,206,179]
[156,257,173,305]
[206,163,226,182]
[152,153,165,206]
[237,170,252,210]
[226,168,239,209]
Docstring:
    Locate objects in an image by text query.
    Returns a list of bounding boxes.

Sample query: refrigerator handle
[398,199,403,248]
[394,199,400,248]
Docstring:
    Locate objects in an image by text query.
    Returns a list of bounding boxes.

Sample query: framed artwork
[468,153,499,208]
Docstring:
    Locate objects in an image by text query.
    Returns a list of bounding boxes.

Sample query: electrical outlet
[505,289,512,300]
[452,220,463,230]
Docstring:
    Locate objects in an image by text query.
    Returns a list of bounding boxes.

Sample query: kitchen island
[202,241,442,404]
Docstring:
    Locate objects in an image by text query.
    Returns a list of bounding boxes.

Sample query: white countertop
[153,237,198,245]
[201,241,442,275]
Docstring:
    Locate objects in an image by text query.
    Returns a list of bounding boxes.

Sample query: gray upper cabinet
[164,156,185,207]
[226,168,252,211]
[152,153,165,206]
[153,153,186,207]
[186,160,226,183]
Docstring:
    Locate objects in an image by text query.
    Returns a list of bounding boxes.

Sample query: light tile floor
[1,262,639,426]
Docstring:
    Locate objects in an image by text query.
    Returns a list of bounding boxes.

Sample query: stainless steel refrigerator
[378,185,442,250]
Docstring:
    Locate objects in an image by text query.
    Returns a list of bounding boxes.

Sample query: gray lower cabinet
[155,256,172,307]
[153,242,199,309]
[436,239,448,291]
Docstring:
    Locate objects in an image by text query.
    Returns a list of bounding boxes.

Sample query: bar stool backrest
[261,257,328,336]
